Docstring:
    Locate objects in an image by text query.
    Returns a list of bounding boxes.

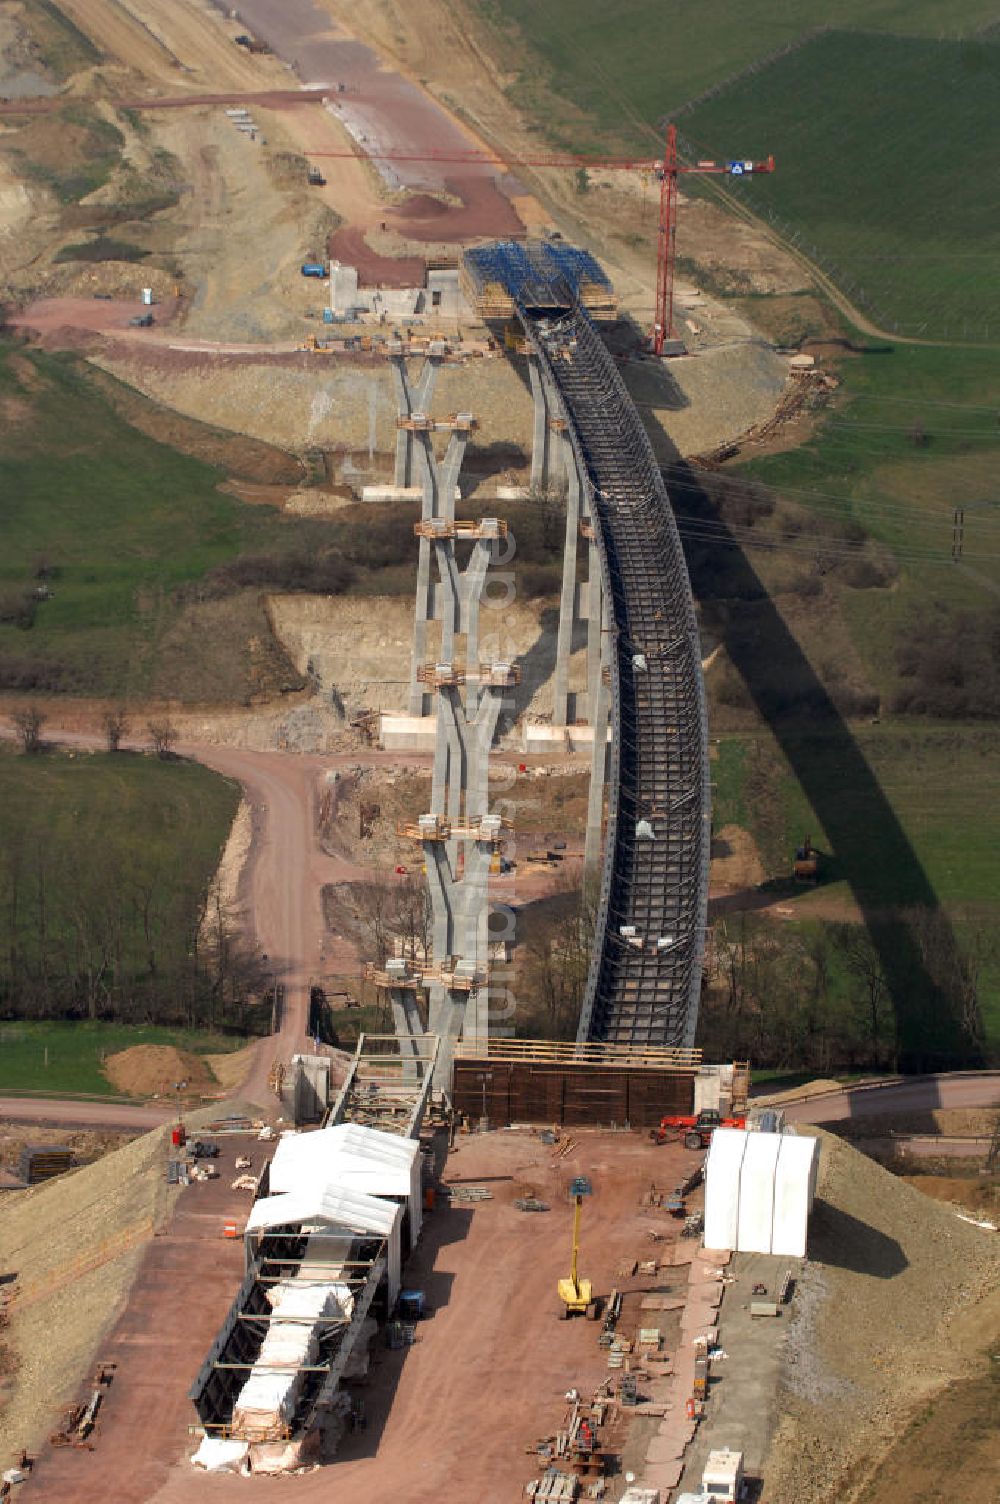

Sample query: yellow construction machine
[558,1176,599,1319]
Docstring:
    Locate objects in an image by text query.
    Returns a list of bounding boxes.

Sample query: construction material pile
[103,1045,216,1100]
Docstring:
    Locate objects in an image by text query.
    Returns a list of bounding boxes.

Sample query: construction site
[0,2,998,1502]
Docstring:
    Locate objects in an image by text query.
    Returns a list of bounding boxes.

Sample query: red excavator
[652,1107,746,1150]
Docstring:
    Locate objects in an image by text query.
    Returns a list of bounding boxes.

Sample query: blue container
[301,263,326,278]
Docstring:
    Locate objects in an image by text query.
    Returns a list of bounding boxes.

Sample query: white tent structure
[736,1132,782,1254]
[246,1183,403,1302]
[268,1123,422,1242]
[705,1128,819,1257]
[772,1132,821,1256]
[702,1127,748,1251]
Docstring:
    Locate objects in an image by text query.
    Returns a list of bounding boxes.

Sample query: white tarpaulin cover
[268,1123,422,1238]
[269,1125,416,1198]
[233,1368,301,1430]
[298,1231,356,1275]
[266,1281,354,1321]
[191,1437,249,1472]
[245,1183,398,1238]
[245,1183,402,1301]
[737,1132,782,1254]
[703,1128,748,1251]
[771,1134,820,1257]
[233,1280,357,1432]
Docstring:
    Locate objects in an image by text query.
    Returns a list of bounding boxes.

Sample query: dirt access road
[0,1098,173,1129]
[776,1072,1000,1124]
[20,1129,696,1504]
[223,0,526,271]
[23,728,430,1106]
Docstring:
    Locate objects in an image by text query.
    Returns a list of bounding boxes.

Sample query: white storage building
[705,1128,819,1257]
[702,1127,747,1251]
[736,1131,782,1255]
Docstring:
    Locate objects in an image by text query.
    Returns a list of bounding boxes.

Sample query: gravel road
[779,1073,1000,1124]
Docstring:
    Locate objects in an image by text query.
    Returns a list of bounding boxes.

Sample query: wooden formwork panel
[452,1060,694,1127]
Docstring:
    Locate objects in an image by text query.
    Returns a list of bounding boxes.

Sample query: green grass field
[0,344,353,700]
[0,1020,240,1096]
[681,33,1000,339]
[477,0,1000,152]
[739,341,1000,704]
[478,5,999,338]
[0,343,567,700]
[0,745,244,1031]
[721,724,1000,1052]
[0,343,281,698]
[762,726,1000,910]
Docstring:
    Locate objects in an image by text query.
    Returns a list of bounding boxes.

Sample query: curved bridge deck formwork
[464,242,710,1049]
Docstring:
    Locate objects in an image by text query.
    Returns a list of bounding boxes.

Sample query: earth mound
[103,1045,217,1099]
[396,192,449,219]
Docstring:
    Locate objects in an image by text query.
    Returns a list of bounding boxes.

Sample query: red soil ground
[19,1129,695,1502]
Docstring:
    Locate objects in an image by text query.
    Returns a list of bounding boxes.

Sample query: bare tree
[527,482,567,553]
[350,873,394,969]
[103,706,130,754]
[147,719,179,759]
[907,905,988,1060]
[393,874,431,964]
[12,706,46,754]
[836,926,892,1071]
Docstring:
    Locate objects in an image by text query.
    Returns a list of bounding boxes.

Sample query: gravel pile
[765,1129,997,1503]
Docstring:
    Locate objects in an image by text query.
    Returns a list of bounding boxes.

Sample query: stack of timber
[18,1145,73,1185]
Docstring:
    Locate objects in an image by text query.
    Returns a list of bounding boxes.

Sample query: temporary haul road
[776,1072,1000,1123]
[0,728,431,1103]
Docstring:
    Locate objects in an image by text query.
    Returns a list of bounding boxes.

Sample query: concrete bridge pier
[407,425,472,717]
[391,352,442,488]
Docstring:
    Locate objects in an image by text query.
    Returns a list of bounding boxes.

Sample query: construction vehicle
[307,166,326,186]
[396,1289,426,1320]
[674,1449,745,1504]
[558,1176,598,1319]
[300,334,337,353]
[793,834,819,882]
[652,1107,746,1150]
[234,32,269,53]
[701,1448,745,1501]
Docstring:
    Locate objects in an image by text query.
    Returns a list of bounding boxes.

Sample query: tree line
[0,740,268,1035]
[512,882,992,1071]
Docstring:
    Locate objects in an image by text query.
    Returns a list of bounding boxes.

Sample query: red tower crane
[651,125,775,355]
[308,123,774,357]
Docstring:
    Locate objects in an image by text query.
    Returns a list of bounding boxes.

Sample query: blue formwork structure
[464,243,709,1050]
[463,241,616,322]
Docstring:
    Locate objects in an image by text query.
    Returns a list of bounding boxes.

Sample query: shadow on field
[660,448,981,1071]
